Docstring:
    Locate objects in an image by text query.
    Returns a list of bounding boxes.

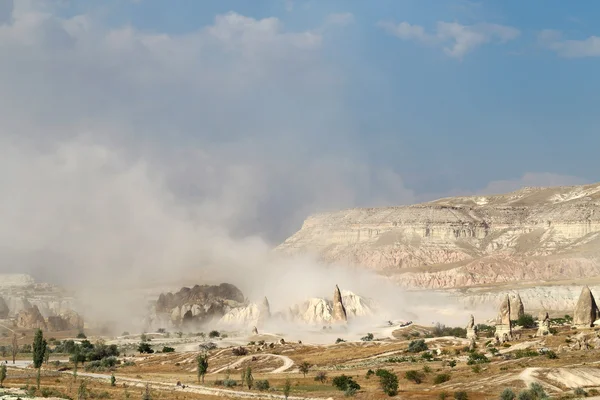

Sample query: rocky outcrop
[156,283,245,327]
[537,312,551,336]
[573,286,600,328]
[466,314,477,340]
[332,285,347,323]
[258,297,271,326]
[276,183,600,289]
[512,294,525,320]
[286,290,376,325]
[495,295,512,342]
[15,305,47,330]
[47,311,84,332]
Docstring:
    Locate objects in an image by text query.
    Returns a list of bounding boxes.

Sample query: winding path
[211,354,294,374]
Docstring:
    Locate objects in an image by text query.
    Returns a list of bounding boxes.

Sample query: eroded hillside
[276,183,600,290]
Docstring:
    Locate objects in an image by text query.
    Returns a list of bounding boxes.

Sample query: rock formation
[573,286,600,328]
[47,311,84,332]
[276,183,600,290]
[252,326,258,335]
[15,305,47,330]
[512,294,525,320]
[332,285,347,324]
[466,314,477,340]
[537,311,551,336]
[495,294,512,342]
[258,297,271,326]
[155,283,245,327]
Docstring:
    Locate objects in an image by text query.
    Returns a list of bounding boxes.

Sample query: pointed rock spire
[257,296,271,327]
[499,294,511,325]
[573,286,600,328]
[513,293,525,319]
[332,285,347,323]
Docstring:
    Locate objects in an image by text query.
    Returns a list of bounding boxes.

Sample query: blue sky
[71,0,599,194]
[1,0,599,245]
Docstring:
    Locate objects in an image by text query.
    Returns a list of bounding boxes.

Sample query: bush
[467,352,489,365]
[517,382,547,400]
[332,375,361,392]
[208,330,220,338]
[232,347,248,356]
[500,388,516,400]
[366,369,374,379]
[138,342,154,354]
[471,365,481,374]
[223,379,237,387]
[376,369,398,396]
[404,370,424,384]
[454,391,468,400]
[434,374,451,384]
[336,338,346,344]
[432,323,467,338]
[162,346,175,353]
[514,349,539,359]
[439,392,449,400]
[314,371,327,383]
[545,351,558,359]
[255,380,270,391]
[516,314,536,329]
[77,333,87,339]
[361,333,374,342]
[407,339,428,353]
[574,388,587,398]
[199,342,217,351]
[448,360,457,368]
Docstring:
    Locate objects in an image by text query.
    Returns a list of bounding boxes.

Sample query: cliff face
[276,183,600,289]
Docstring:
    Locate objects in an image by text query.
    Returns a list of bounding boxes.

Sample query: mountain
[276,183,600,292]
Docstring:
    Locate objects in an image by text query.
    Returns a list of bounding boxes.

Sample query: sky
[0,0,599,288]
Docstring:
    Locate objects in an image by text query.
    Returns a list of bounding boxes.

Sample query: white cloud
[539,29,600,58]
[378,20,519,58]
[0,2,416,297]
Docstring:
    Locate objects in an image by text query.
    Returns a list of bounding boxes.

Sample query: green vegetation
[283,378,291,399]
[332,375,361,396]
[32,329,47,389]
[197,354,209,383]
[404,370,424,384]
[137,342,153,354]
[299,361,311,377]
[466,352,489,365]
[361,333,374,342]
[454,391,468,400]
[162,346,175,353]
[255,380,270,391]
[517,382,548,400]
[407,339,428,353]
[375,369,398,396]
[208,330,220,338]
[434,373,451,384]
[432,323,467,338]
[515,314,536,329]
[314,371,327,383]
[500,388,516,400]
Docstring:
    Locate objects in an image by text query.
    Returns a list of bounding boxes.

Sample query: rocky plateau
[276,182,600,311]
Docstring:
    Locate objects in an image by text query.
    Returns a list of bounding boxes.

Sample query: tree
[142,383,151,400]
[197,354,208,383]
[0,363,6,387]
[332,375,361,392]
[516,314,536,329]
[298,361,311,378]
[44,346,51,365]
[376,369,398,396]
[77,380,87,400]
[110,374,116,387]
[283,378,291,400]
[245,366,253,390]
[314,371,327,384]
[11,334,17,364]
[407,339,428,353]
[32,329,47,389]
[454,391,468,400]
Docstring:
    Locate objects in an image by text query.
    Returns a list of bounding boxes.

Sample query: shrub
[332,375,361,392]
[439,392,449,400]
[454,391,468,400]
[77,332,87,339]
[208,330,220,338]
[404,370,424,384]
[162,346,175,353]
[365,369,374,379]
[314,371,327,383]
[361,333,374,342]
[376,369,398,396]
[517,382,547,400]
[255,380,270,391]
[471,365,481,374]
[407,339,428,353]
[423,365,432,373]
[448,360,457,368]
[500,388,516,400]
[467,352,489,365]
[421,352,434,361]
[232,347,248,356]
[545,351,558,359]
[574,388,587,398]
[137,342,153,354]
[336,338,346,344]
[223,379,237,387]
[514,349,539,359]
[516,314,536,329]
[432,323,467,338]
[434,374,451,384]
